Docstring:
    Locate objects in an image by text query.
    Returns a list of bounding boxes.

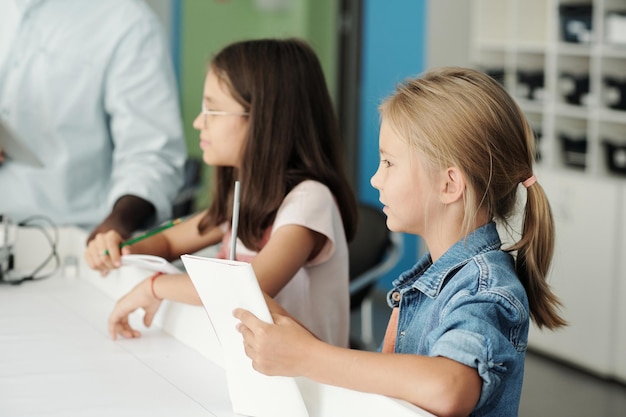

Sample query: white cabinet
[616,187,626,382]
[471,0,626,382]
[527,169,622,380]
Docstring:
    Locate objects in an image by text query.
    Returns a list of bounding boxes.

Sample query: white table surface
[0,226,433,417]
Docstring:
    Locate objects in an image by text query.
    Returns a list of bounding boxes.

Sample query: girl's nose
[192,113,203,130]
[370,166,381,190]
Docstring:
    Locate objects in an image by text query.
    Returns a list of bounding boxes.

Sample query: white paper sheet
[180,254,309,417]
[121,254,183,274]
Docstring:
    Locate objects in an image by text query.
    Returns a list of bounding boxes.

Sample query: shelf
[598,44,626,58]
[471,0,626,180]
[471,0,626,383]
[557,42,593,56]
[598,108,626,124]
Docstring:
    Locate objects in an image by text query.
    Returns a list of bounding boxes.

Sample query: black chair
[349,203,403,350]
[172,157,203,218]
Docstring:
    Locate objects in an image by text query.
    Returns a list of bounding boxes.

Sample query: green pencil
[103,218,183,255]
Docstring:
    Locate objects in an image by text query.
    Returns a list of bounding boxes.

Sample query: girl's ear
[441,166,465,205]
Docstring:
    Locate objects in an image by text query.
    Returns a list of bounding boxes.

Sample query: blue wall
[358,0,427,289]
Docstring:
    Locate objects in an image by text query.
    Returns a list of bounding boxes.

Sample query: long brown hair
[198,38,357,249]
[380,67,566,330]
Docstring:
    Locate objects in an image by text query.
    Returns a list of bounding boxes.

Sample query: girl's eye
[381,159,392,168]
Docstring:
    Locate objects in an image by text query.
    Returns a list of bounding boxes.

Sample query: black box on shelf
[559,72,590,106]
[517,70,544,101]
[602,140,626,175]
[559,4,593,43]
[603,76,626,111]
[559,133,587,168]
[483,68,505,86]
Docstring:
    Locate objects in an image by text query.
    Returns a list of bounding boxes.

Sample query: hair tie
[522,175,536,188]
[150,272,164,301]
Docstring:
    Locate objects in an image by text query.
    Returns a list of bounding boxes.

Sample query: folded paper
[181,254,309,417]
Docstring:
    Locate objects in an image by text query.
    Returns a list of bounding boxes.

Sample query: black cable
[0,215,61,285]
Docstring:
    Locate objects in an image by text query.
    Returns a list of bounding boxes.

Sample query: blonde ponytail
[510,181,566,329]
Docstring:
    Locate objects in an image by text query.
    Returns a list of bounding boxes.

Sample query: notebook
[180,254,309,417]
[121,254,182,274]
[0,117,44,167]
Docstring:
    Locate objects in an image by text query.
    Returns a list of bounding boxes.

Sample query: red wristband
[150,272,163,301]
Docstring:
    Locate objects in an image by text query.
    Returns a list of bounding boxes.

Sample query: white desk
[0,226,433,417]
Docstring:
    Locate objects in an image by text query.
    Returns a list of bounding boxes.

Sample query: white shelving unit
[472,0,626,176]
[471,0,626,382]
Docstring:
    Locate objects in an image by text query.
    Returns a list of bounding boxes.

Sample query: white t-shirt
[218,180,349,347]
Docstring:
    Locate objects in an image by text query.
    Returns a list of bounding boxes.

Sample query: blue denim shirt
[386,222,529,416]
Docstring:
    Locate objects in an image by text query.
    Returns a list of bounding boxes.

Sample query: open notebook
[180,254,309,417]
[121,254,182,274]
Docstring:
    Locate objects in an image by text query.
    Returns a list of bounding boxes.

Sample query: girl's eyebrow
[379,147,394,158]
[202,96,224,108]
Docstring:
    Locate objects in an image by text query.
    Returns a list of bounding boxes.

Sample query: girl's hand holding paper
[233,307,321,377]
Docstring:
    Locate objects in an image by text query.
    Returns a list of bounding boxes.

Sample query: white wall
[426,0,471,69]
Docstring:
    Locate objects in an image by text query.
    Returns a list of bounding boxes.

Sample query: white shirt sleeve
[0,0,186,227]
[270,180,350,347]
[271,180,342,266]
[104,1,186,222]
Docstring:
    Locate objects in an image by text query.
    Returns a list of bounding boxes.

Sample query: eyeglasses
[200,101,249,127]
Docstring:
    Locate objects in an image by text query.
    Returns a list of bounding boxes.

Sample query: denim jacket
[386,222,529,416]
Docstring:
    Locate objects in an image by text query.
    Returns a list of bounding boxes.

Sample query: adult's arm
[87,194,154,242]
[103,2,186,228]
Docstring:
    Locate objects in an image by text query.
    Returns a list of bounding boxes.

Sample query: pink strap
[381,307,399,353]
[522,175,536,188]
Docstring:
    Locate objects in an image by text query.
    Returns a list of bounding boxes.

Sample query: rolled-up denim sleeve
[428,289,528,409]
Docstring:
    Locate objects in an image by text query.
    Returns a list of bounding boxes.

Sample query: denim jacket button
[391,291,401,302]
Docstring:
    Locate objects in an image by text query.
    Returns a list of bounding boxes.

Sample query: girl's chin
[383,215,405,234]
[201,153,215,166]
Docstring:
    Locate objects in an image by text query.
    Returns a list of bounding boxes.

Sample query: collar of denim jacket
[390,222,503,299]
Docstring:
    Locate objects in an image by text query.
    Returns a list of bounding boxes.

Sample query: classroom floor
[349,289,626,417]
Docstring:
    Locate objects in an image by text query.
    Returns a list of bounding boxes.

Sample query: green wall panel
[178,0,338,208]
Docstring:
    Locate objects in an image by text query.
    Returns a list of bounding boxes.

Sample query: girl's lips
[199,140,210,150]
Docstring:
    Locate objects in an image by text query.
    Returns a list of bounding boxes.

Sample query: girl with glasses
[234,67,567,417]
[85,38,357,347]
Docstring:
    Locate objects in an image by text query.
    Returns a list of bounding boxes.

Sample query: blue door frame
[358,0,427,289]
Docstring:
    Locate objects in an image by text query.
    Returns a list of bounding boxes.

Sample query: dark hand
[87,195,155,243]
